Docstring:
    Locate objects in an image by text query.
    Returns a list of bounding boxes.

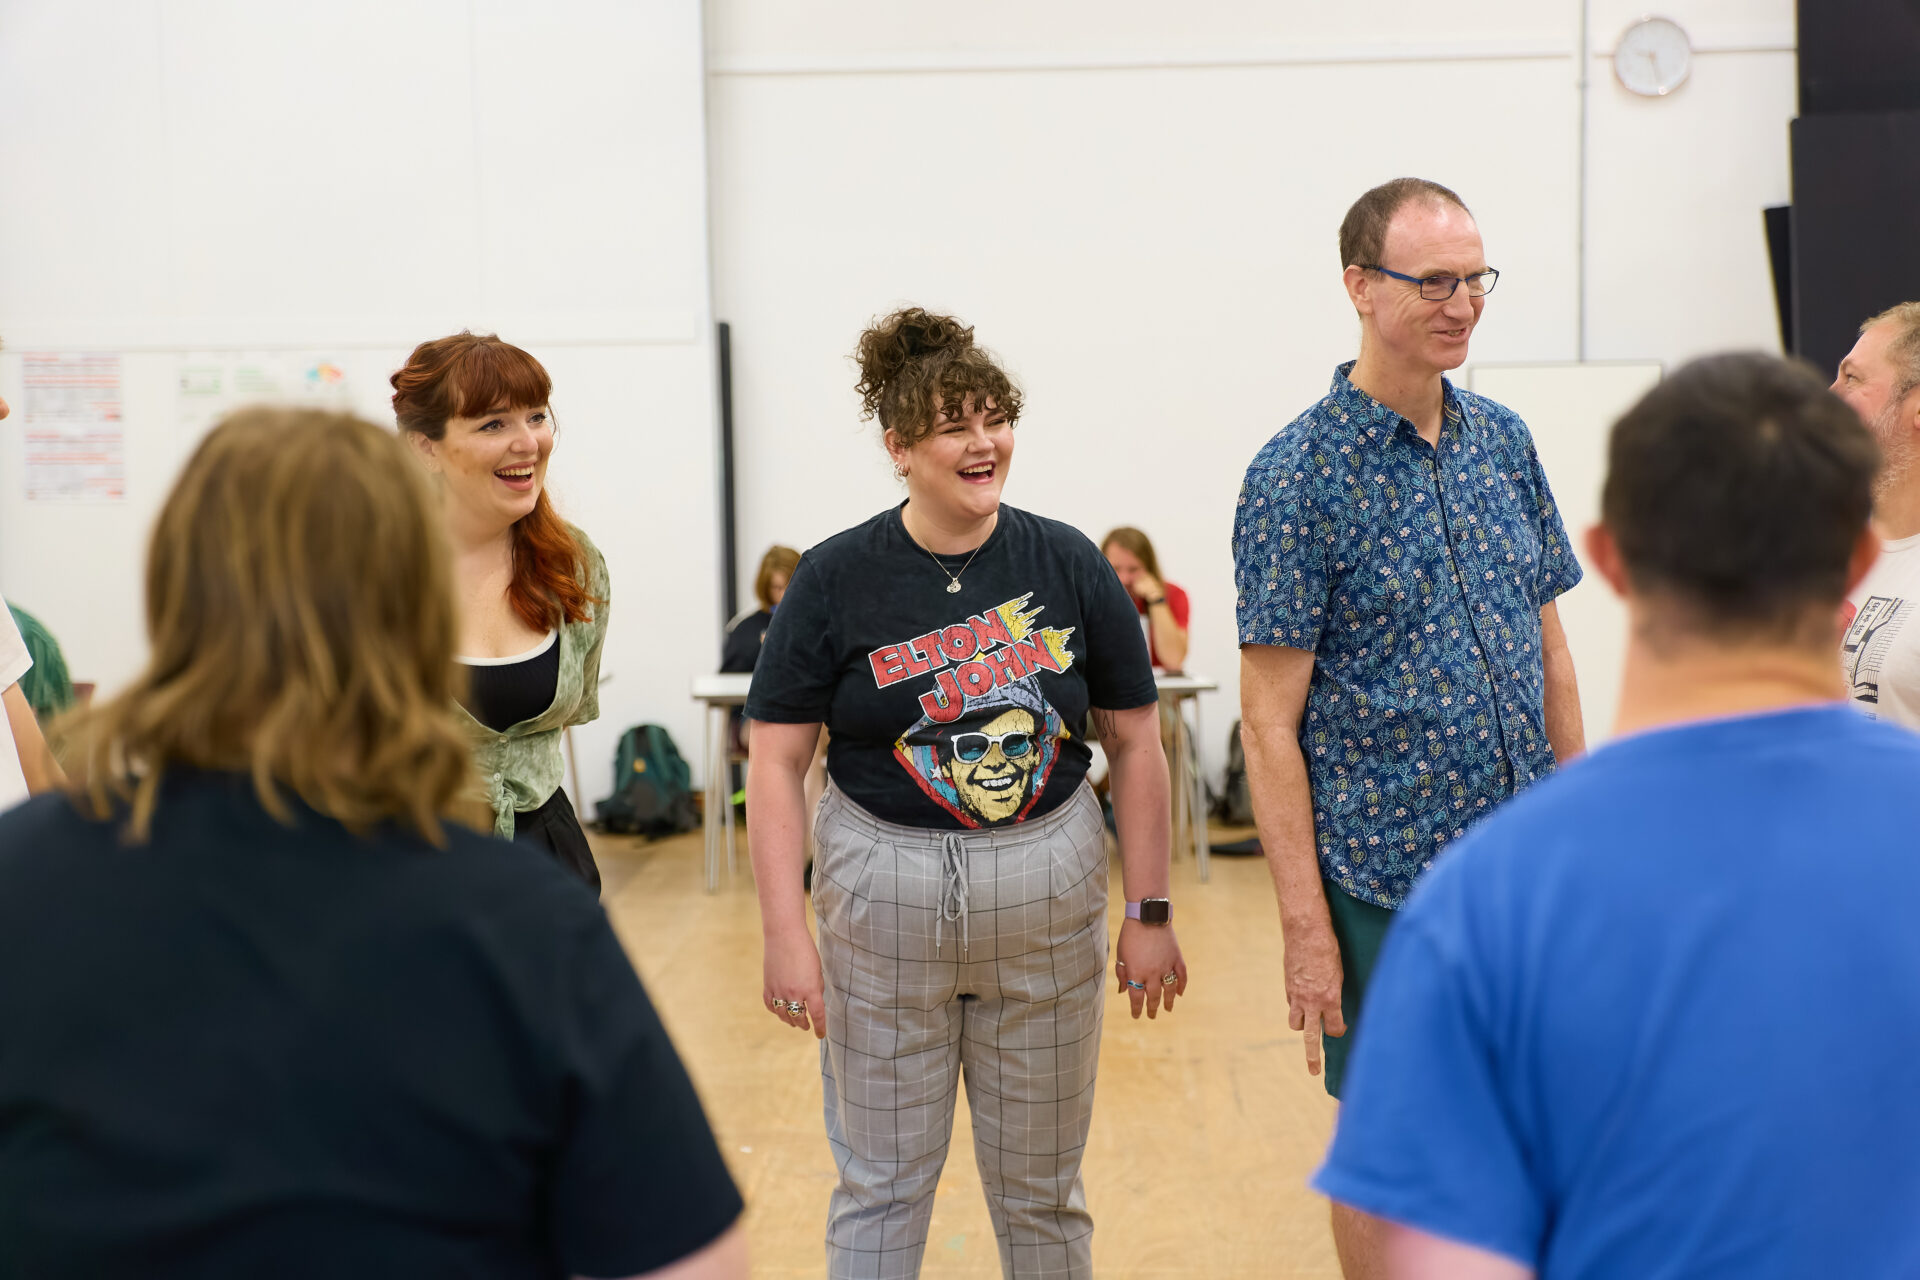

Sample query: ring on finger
[1160,973,1179,986]
[1125,979,1147,991]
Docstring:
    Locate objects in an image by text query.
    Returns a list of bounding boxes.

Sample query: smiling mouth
[976,775,1016,790]
[496,466,536,482]
[959,463,995,483]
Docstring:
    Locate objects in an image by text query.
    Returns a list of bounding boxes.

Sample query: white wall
[708,0,1796,787]
[0,1,1804,799]
[0,0,719,806]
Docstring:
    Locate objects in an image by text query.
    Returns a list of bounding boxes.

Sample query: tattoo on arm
[1088,707,1120,742]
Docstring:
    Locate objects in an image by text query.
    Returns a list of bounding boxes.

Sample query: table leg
[1189,693,1210,884]
[1166,694,1191,865]
[704,702,722,894]
[723,721,737,883]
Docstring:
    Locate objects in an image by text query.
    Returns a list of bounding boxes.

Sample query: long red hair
[391,333,598,631]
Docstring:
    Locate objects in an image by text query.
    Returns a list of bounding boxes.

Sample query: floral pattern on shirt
[1234,362,1581,909]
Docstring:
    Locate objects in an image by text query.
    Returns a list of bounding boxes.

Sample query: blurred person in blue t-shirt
[1317,353,1920,1278]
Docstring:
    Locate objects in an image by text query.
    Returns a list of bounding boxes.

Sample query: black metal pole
[717,320,739,626]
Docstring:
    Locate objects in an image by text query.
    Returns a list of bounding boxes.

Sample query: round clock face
[1614,16,1692,97]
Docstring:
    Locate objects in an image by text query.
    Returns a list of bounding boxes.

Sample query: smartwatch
[1125,898,1172,925]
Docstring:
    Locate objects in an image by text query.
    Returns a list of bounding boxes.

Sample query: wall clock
[1614,16,1692,97]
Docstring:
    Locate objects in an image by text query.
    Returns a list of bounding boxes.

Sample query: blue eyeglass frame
[1359,264,1501,300]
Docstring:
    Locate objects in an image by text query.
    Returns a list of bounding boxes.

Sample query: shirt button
[492,772,503,784]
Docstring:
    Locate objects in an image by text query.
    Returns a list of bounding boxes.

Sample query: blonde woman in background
[1099,526,1189,673]
[722,544,801,673]
[0,406,744,1277]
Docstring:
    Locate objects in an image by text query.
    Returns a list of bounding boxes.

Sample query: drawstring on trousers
[935,831,970,956]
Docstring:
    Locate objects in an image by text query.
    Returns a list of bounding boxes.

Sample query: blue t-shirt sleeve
[1311,902,1543,1268]
[1233,451,1331,651]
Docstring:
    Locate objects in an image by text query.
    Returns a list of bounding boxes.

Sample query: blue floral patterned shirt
[1234,362,1581,909]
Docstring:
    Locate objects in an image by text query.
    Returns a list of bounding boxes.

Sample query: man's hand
[1282,911,1346,1074]
[1239,644,1341,1076]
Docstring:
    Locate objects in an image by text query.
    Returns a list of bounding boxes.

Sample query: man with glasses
[1232,178,1583,1276]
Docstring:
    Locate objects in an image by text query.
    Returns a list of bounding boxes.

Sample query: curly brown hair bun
[854,307,1023,449]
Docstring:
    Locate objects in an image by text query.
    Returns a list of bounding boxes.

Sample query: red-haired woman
[394,332,609,891]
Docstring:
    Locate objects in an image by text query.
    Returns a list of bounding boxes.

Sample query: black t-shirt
[719,608,773,673]
[747,503,1158,830]
[0,772,742,1278]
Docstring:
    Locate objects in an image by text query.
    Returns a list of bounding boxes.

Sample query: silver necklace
[906,512,987,594]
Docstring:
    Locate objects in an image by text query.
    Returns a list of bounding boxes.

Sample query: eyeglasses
[952,730,1035,763]
[1360,264,1501,301]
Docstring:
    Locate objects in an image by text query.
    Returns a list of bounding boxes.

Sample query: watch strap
[1125,898,1172,924]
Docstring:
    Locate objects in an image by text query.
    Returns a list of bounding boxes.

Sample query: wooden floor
[594,824,1343,1279]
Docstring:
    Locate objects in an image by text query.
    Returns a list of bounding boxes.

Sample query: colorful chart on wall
[21,352,125,504]
[175,351,356,442]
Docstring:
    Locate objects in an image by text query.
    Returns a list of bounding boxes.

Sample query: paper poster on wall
[176,352,355,441]
[21,352,126,503]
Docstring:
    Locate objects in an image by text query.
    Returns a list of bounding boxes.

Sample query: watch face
[1138,899,1171,925]
[1614,16,1691,97]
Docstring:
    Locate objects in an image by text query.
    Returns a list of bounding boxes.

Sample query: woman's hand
[1128,571,1165,604]
[763,926,827,1039]
[1113,919,1187,1019]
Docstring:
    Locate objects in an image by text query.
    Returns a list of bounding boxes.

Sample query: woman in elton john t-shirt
[745,308,1189,1280]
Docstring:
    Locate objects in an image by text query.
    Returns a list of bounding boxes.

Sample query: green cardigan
[459,526,610,839]
[5,605,75,721]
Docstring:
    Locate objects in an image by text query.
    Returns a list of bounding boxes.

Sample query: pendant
[946,580,962,593]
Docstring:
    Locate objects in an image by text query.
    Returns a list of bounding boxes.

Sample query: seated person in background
[720,547,822,850]
[1317,355,1920,1277]
[1102,526,1189,672]
[7,601,77,722]
[0,595,62,809]
[721,544,800,673]
[0,407,745,1279]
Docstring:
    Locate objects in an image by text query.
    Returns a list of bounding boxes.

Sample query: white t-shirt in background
[0,599,33,811]
[1843,532,1920,728]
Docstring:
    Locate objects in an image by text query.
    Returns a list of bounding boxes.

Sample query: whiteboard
[1465,360,1664,746]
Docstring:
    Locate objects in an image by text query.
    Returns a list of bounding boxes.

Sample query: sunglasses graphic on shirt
[950,731,1035,763]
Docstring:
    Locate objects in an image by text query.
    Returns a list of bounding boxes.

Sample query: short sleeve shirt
[0,772,743,1276]
[1841,531,1920,727]
[748,504,1159,830]
[1315,706,1920,1275]
[1233,362,1581,908]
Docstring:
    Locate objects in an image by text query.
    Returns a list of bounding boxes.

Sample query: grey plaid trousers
[812,781,1110,1280]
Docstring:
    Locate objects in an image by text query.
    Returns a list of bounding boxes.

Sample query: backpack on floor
[596,724,698,837]
[1216,718,1255,827]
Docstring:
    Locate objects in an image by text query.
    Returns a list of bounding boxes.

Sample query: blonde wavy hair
[67,406,477,843]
